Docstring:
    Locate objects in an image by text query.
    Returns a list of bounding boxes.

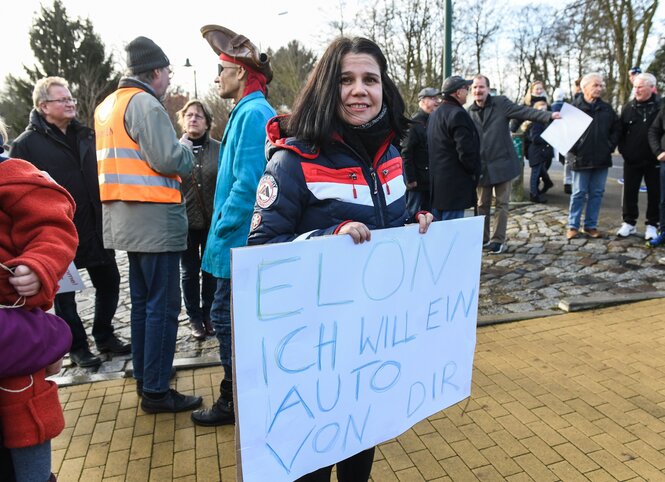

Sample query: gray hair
[580,73,604,91]
[33,76,70,113]
[635,73,656,88]
[177,99,214,132]
[0,117,8,151]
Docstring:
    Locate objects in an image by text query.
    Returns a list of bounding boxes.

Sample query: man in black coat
[11,76,130,368]
[428,76,481,220]
[401,87,441,217]
[617,73,661,241]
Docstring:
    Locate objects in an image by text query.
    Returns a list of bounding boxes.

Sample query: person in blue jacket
[192,25,276,426]
[247,36,433,482]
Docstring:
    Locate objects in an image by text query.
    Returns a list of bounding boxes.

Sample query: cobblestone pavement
[55,203,665,382]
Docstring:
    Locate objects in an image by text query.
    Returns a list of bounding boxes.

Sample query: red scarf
[220,53,267,97]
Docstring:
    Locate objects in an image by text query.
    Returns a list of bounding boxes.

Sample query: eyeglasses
[218,64,239,76]
[43,97,77,105]
[184,113,205,120]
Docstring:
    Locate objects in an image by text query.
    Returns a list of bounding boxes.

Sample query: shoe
[658,257,665,265]
[69,348,102,368]
[530,194,547,203]
[616,222,636,237]
[96,335,131,355]
[566,228,579,240]
[539,179,554,194]
[647,231,665,248]
[486,242,505,254]
[140,389,203,413]
[645,225,658,240]
[583,228,603,238]
[482,241,491,249]
[191,397,235,426]
[203,319,215,336]
[190,320,206,340]
[564,184,572,194]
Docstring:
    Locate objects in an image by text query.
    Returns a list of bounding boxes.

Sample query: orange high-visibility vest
[94,87,182,203]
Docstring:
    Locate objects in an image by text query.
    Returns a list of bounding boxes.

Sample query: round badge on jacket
[250,212,262,231]
[256,174,278,208]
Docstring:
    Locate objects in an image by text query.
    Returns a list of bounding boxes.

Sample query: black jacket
[618,94,661,167]
[570,96,620,170]
[427,97,481,211]
[10,110,113,268]
[527,121,553,167]
[468,95,552,185]
[647,103,665,160]
[400,109,430,192]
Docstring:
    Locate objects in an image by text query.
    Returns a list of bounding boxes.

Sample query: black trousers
[54,260,120,351]
[622,164,660,226]
[295,447,375,482]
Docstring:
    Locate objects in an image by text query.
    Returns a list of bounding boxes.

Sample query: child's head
[533,100,548,111]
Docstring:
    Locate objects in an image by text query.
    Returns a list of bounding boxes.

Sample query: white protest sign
[57,262,86,293]
[540,102,593,156]
[231,217,483,481]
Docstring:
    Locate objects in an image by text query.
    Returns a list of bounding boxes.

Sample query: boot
[203,318,215,336]
[190,320,206,340]
[190,379,235,426]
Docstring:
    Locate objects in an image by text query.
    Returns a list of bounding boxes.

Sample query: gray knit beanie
[125,36,170,74]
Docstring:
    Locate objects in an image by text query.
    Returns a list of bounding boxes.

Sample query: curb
[53,293,664,387]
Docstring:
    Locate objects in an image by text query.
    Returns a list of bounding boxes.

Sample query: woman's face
[531,83,545,97]
[338,53,383,126]
[184,105,208,139]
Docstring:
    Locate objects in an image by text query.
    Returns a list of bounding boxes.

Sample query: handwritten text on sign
[231,217,483,482]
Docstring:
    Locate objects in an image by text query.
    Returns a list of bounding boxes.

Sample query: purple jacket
[0,308,72,377]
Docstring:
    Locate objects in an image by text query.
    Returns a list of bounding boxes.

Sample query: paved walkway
[53,203,665,383]
[53,299,665,481]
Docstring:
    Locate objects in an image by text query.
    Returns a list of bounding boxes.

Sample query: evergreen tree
[268,41,317,113]
[0,0,119,136]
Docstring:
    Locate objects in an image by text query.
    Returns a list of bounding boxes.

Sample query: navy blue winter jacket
[247,116,409,245]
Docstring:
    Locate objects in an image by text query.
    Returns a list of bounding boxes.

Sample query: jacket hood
[0,158,74,198]
[265,115,319,162]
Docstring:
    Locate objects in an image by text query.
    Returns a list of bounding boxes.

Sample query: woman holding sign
[248,37,433,482]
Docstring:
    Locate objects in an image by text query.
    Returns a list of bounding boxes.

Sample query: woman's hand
[417,212,434,234]
[8,265,41,297]
[338,222,372,244]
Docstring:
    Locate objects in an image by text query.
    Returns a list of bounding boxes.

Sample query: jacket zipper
[350,172,358,199]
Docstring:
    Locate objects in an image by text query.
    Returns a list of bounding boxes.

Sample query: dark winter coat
[400,109,430,192]
[649,103,665,159]
[526,121,553,167]
[427,97,481,211]
[247,116,409,245]
[182,133,220,230]
[618,94,660,167]
[569,96,620,170]
[10,110,114,268]
[468,95,552,186]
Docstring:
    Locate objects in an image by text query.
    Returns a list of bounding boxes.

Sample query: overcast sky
[2,0,663,99]
[1,0,359,96]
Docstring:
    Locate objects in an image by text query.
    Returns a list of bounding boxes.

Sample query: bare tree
[458,0,504,74]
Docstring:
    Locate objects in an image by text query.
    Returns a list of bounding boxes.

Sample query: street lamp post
[444,0,452,79]
[184,58,198,99]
